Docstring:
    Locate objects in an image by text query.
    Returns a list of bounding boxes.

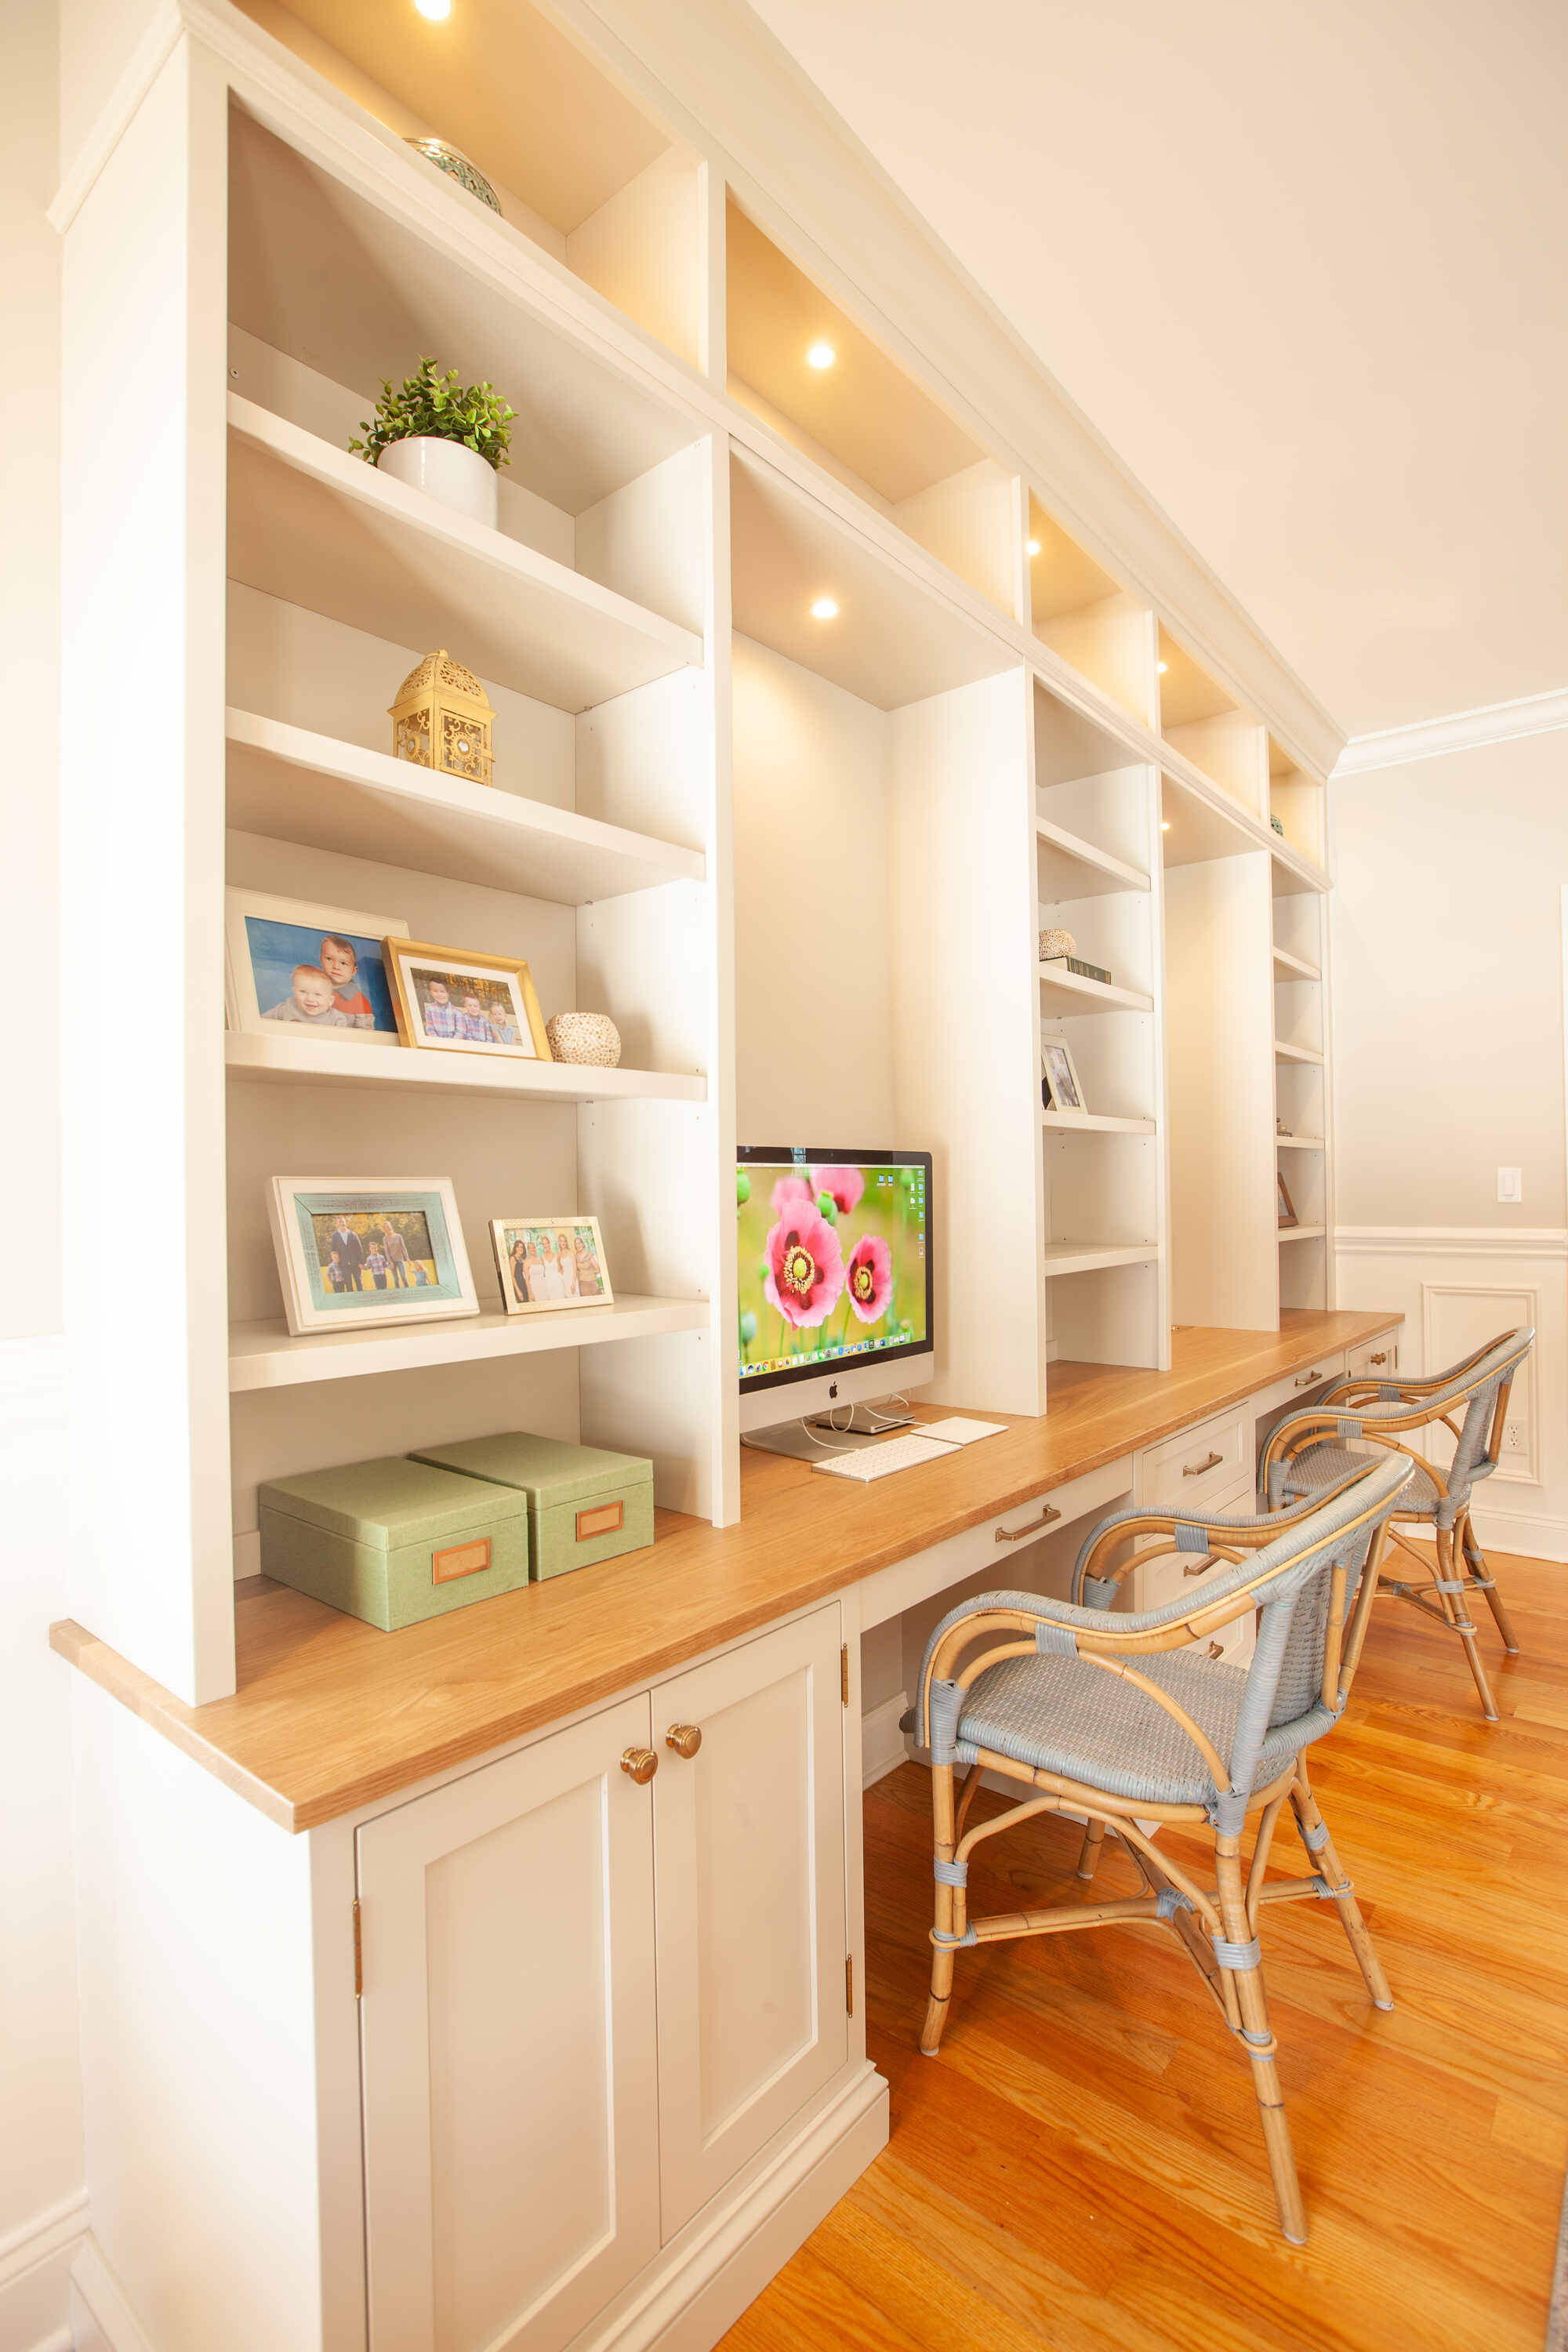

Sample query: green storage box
[258,1455,531,1632]
[410,1432,655,1580]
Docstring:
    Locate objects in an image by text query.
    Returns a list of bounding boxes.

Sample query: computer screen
[736,1149,932,1395]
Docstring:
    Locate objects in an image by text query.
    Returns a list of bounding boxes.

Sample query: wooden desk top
[52,1310,1396,1832]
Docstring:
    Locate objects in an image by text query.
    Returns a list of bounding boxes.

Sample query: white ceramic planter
[377,435,499,530]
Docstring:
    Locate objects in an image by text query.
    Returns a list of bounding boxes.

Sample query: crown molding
[1332,686,1568,778]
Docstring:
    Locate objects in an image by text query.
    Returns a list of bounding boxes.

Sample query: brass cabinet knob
[666,1722,702,1759]
[620,1746,659,1784]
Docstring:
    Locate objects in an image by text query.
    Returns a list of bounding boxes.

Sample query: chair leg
[1076,1815,1107,1882]
[1215,1835,1306,2245]
[922,1762,959,2056]
[1461,1508,1519,1653]
[1289,1768,1392,2010]
[1435,1523,1499,1720]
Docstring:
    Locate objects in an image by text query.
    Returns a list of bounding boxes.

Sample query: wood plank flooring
[721,1552,1568,2352]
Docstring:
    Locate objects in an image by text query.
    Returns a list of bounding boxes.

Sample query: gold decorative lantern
[389,648,495,787]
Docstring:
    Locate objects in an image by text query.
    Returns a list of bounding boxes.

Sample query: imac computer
[737,1148,934,1459]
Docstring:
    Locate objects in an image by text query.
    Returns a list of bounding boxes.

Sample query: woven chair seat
[1277,1443,1442,1519]
[953,1648,1335,1809]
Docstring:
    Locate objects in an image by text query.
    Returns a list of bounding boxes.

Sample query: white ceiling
[746,0,1568,737]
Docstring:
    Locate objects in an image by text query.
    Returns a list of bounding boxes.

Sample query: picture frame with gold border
[383,939,552,1061]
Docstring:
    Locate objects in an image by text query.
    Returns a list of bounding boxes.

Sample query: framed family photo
[385,941,551,1061]
[1040,1036,1087,1115]
[491,1216,614,1316]
[225,891,409,1044]
[267,1178,480,1336]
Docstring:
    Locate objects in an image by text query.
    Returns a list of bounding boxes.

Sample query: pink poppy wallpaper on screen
[736,1160,927,1381]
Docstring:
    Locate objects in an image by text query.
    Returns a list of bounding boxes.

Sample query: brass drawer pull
[1369,1352,1389,1367]
[665,1723,702,1759]
[619,1747,658,1784]
[1206,1640,1225,1661]
[996,1504,1061,1543]
[1182,1450,1223,1477]
[1294,1370,1324,1388]
[1183,1557,1214,1577]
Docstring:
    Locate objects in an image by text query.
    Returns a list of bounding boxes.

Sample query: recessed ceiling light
[1027,539,1041,557]
[1161,820,1172,832]
[415,0,452,15]
[811,596,839,620]
[1157,659,1169,673]
[807,342,836,369]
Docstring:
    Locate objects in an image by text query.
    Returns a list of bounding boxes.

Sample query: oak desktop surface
[52,1311,1398,1832]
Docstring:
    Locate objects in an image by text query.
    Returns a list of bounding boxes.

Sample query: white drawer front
[857,1454,1134,1630]
[1139,1407,1250,1512]
[1250,1351,1348,1423]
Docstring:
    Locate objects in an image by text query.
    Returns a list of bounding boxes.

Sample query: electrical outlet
[1497,1166,1523,1203]
[1503,1420,1527,1455]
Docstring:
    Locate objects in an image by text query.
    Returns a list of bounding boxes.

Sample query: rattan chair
[909,1450,1411,2244]
[1258,1327,1534,1722]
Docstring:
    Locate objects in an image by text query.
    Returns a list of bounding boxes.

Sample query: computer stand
[742,1403,916,1463]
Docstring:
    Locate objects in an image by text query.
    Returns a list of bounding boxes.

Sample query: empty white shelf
[1038,966,1154,1018]
[230,1297,713,1393]
[1271,837,1330,895]
[1036,816,1149,902]
[225,1031,706,1105]
[1272,944,1321,982]
[1040,1240,1160,1277]
[1274,1038,1324,1065]
[227,396,703,714]
[1275,1133,1326,1151]
[227,710,706,904]
[1277,1225,1327,1244]
[1041,1110,1157,1136]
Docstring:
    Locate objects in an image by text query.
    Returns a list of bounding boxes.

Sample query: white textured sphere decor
[1039,927,1076,961]
[546,1011,622,1067]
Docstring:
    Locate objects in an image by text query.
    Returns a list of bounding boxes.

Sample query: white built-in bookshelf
[59,0,1337,1704]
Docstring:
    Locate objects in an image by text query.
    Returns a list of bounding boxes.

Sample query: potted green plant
[350,358,517,529]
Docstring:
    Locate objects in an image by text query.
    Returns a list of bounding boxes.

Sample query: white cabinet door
[652,1607,848,2237]
[357,1696,660,2352]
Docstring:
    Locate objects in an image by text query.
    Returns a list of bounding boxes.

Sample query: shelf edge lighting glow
[810,596,839,620]
[806,342,836,369]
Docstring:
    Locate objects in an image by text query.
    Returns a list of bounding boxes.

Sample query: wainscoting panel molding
[1334,1229,1568,1562]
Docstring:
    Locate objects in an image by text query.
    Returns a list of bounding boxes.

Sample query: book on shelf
[1041,953,1112,986]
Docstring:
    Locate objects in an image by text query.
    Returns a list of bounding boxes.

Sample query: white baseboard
[62,2077,887,2352]
[861,1690,911,1788]
[1406,1512,1568,1569]
[0,2187,85,2352]
[67,2238,157,2352]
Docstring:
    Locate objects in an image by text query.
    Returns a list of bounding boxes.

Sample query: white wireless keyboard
[811,1432,959,1482]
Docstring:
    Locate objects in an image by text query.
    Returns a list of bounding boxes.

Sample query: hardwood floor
[721,1552,1568,2352]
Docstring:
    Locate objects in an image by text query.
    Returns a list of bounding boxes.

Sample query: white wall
[0,7,86,2347]
[731,635,894,1147]
[1330,731,1568,1559]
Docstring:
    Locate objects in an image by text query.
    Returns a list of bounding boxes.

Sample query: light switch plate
[1497,1167,1523,1203]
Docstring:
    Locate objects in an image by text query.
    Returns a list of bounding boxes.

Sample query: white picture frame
[267,1178,480,1337]
[225,890,410,1045]
[1040,1036,1087,1116]
[490,1217,615,1316]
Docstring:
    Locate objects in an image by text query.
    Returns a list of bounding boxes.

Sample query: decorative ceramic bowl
[546,1012,622,1068]
[1038,927,1076,962]
[405,137,502,213]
